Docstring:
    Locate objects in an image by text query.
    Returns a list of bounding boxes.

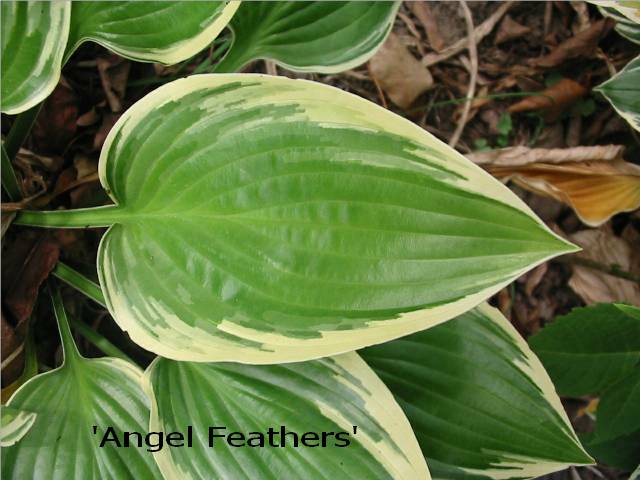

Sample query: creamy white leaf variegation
[16,74,577,363]
[1,0,71,114]
[0,407,36,447]
[596,55,640,132]
[362,303,594,480]
[0,288,162,480]
[145,352,430,479]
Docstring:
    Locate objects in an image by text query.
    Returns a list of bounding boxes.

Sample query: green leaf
[66,1,239,64]
[361,303,593,480]
[1,0,71,114]
[529,303,640,397]
[1,1,237,114]
[1,286,162,479]
[0,407,36,447]
[145,353,429,479]
[582,429,640,472]
[216,1,400,73]
[16,74,576,363]
[594,367,640,442]
[595,55,640,132]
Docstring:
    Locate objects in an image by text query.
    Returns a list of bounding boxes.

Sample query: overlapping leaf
[1,287,162,480]
[216,1,400,73]
[145,352,429,479]
[529,303,640,396]
[1,0,71,114]
[361,303,593,480]
[65,1,239,64]
[17,74,576,363]
[1,1,237,114]
[595,55,640,132]
[0,406,36,447]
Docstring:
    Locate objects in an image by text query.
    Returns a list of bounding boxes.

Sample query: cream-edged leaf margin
[0,407,36,447]
[143,352,430,480]
[458,303,593,479]
[95,73,577,364]
[64,1,240,65]
[1,0,71,115]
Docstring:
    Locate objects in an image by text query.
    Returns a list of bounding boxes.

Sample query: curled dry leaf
[568,226,640,305]
[2,234,60,325]
[368,32,433,109]
[467,144,625,167]
[508,78,588,121]
[495,14,531,45]
[528,18,615,68]
[486,154,640,227]
[410,2,445,51]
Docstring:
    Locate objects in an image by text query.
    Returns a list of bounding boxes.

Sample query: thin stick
[449,0,478,149]
[422,2,512,67]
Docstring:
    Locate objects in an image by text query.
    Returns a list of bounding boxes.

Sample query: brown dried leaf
[93,113,121,151]
[1,312,23,387]
[31,80,78,154]
[495,15,531,45]
[3,234,60,325]
[410,2,445,51]
[467,144,625,167]
[488,157,640,227]
[528,18,615,68]
[508,78,587,121]
[368,32,433,109]
[97,55,131,113]
[568,226,640,305]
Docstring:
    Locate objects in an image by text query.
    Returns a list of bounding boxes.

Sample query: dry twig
[449,0,477,148]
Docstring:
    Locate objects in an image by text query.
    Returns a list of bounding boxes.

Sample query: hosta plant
[15,74,577,363]
[1,0,238,114]
[2,3,606,479]
[0,0,401,114]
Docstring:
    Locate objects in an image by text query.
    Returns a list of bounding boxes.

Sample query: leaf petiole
[14,204,121,228]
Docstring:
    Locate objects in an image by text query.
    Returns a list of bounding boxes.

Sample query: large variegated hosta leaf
[0,0,71,114]
[0,407,36,447]
[1,1,237,114]
[595,55,640,132]
[216,1,400,73]
[1,287,162,480]
[361,303,593,480]
[65,1,239,64]
[16,74,576,363]
[145,353,429,479]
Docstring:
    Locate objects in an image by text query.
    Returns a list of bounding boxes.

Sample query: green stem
[69,317,133,363]
[49,280,83,365]
[14,204,121,228]
[4,103,42,160]
[2,144,22,201]
[212,42,250,73]
[53,262,106,308]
